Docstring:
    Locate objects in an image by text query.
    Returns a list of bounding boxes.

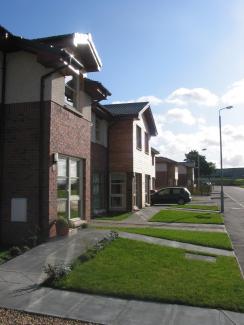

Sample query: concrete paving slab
[171,304,220,325]
[114,300,174,325]
[0,270,33,285]
[26,289,88,318]
[70,294,128,324]
[118,232,234,256]
[221,310,244,324]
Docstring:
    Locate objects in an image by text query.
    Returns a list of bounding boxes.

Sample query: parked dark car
[150,187,192,205]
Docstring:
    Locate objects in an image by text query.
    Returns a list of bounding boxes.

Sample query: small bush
[79,231,119,263]
[9,246,22,257]
[44,264,71,281]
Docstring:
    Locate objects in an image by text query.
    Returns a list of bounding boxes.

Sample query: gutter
[0,52,7,243]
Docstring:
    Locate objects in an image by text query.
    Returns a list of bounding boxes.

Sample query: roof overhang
[156,156,178,165]
[139,103,158,136]
[34,32,102,72]
[84,78,111,101]
[151,147,160,155]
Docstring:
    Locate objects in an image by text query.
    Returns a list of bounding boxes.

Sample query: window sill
[136,147,142,151]
[63,104,83,118]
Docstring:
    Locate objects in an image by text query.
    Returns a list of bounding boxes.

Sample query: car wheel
[177,198,185,205]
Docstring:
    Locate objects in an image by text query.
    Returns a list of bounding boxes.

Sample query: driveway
[213,186,244,275]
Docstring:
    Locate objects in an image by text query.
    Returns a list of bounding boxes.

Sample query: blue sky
[1,0,244,167]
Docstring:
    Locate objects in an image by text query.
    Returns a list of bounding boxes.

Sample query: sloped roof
[103,102,149,116]
[103,102,157,136]
[156,156,178,164]
[84,78,111,101]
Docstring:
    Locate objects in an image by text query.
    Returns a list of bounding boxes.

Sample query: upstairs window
[136,125,142,150]
[65,75,79,108]
[145,132,149,154]
[152,154,155,165]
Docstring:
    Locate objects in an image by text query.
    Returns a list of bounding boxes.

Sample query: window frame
[144,132,149,154]
[136,125,142,150]
[64,74,80,110]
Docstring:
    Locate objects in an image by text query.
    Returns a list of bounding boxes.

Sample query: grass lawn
[52,238,244,312]
[0,249,10,264]
[98,227,232,250]
[178,204,219,211]
[150,210,223,224]
[94,212,132,221]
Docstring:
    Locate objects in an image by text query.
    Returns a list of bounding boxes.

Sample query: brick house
[0,26,103,244]
[155,156,178,189]
[177,161,195,188]
[102,102,158,211]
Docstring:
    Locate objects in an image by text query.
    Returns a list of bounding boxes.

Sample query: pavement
[0,195,244,324]
[212,186,244,276]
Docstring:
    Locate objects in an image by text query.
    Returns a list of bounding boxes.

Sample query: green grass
[52,238,244,312]
[178,204,219,211]
[0,249,10,264]
[98,227,232,250]
[150,210,223,224]
[94,212,132,221]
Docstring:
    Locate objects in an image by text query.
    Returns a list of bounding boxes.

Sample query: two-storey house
[103,102,158,211]
[155,156,178,189]
[0,26,102,244]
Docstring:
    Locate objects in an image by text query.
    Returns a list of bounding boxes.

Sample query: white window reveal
[11,198,27,222]
[57,156,84,220]
[64,75,79,108]
[110,173,126,210]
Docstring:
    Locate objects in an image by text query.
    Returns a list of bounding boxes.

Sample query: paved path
[212,186,244,276]
[0,221,243,324]
[92,204,226,233]
[118,232,234,256]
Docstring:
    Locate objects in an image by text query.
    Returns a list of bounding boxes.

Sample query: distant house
[102,102,158,211]
[178,161,195,188]
[155,157,178,189]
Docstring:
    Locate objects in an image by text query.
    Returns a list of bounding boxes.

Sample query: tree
[184,150,216,179]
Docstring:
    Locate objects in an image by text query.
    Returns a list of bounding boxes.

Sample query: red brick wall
[48,102,91,235]
[0,102,42,244]
[155,171,168,189]
[0,100,91,244]
[178,174,187,186]
[109,120,133,172]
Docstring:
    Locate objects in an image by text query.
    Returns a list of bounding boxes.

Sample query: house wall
[48,102,91,236]
[109,119,133,172]
[0,102,44,244]
[0,51,3,100]
[91,112,108,147]
[133,113,155,207]
[0,50,93,244]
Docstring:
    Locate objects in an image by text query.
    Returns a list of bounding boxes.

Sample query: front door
[57,156,83,220]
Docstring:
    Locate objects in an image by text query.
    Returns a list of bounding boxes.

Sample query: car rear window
[172,188,181,194]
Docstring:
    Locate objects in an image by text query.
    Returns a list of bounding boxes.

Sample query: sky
[1,0,244,168]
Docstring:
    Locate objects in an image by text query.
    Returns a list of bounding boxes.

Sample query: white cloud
[152,115,244,168]
[166,87,219,107]
[221,79,244,105]
[167,108,202,125]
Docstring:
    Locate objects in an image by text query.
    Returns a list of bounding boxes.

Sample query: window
[145,175,150,203]
[93,172,106,211]
[136,125,142,150]
[145,132,149,153]
[57,156,83,220]
[152,154,155,166]
[95,117,101,142]
[65,75,79,108]
[158,188,171,196]
[110,173,126,209]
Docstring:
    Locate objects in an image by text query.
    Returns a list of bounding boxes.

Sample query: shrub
[9,246,22,257]
[44,264,71,281]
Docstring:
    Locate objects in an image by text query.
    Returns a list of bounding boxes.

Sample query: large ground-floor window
[57,156,84,220]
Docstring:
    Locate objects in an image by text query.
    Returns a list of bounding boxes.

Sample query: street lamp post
[197,148,207,189]
[219,106,233,213]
